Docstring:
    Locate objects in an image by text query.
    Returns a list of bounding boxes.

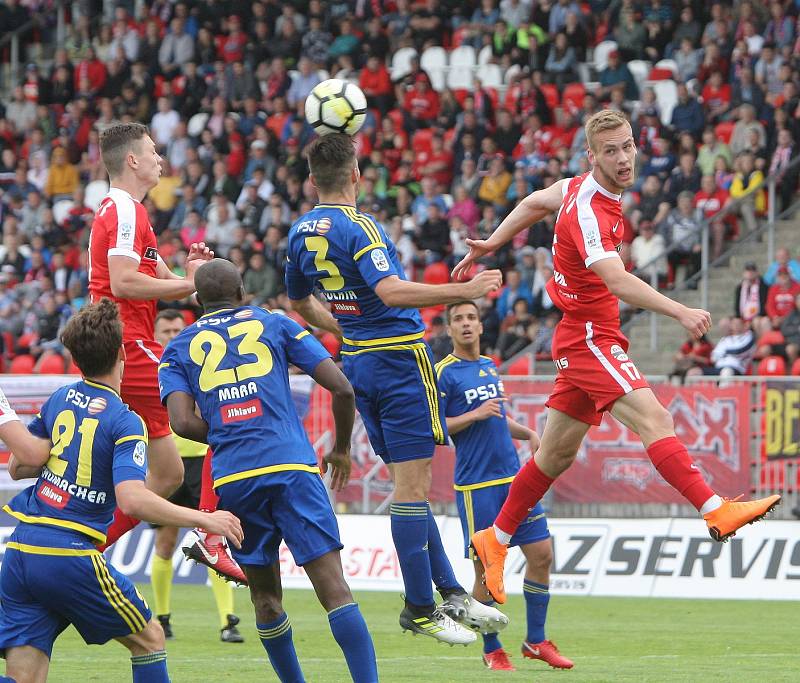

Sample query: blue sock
[390,502,433,607]
[523,580,550,643]
[426,504,461,592]
[479,600,502,654]
[131,650,169,682]
[0,677,17,683]
[257,613,305,682]
[328,603,378,683]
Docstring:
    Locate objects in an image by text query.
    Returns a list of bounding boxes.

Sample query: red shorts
[121,339,171,439]
[546,319,650,426]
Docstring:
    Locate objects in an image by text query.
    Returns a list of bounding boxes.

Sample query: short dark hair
[445,300,479,323]
[155,309,184,325]
[100,123,149,178]
[306,133,356,193]
[61,298,122,377]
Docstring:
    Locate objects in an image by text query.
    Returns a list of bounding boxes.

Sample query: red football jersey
[546,172,624,323]
[88,187,159,342]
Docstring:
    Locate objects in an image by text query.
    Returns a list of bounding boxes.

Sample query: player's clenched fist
[201,510,244,548]
[677,307,712,339]
[464,269,503,298]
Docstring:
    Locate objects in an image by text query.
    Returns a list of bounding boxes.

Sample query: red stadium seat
[647,67,674,81]
[36,354,66,374]
[16,333,38,352]
[539,83,560,112]
[506,355,532,376]
[181,310,196,325]
[422,261,449,285]
[561,82,586,113]
[715,121,735,144]
[758,355,786,376]
[791,358,800,376]
[67,359,82,375]
[9,354,35,374]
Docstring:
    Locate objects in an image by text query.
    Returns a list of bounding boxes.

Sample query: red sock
[97,509,140,551]
[199,447,218,513]
[647,436,715,510]
[495,459,555,537]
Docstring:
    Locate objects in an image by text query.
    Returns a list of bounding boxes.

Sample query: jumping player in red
[89,123,244,584]
[452,109,781,603]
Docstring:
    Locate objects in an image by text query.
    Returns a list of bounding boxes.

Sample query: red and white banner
[304,380,753,505]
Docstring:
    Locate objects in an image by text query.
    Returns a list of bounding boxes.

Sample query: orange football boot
[704,494,781,542]
[471,528,508,604]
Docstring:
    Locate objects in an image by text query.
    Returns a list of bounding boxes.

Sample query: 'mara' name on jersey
[4,380,148,545]
[436,355,521,488]
[285,204,424,343]
[158,306,330,487]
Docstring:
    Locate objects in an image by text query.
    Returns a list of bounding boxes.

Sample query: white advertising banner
[280,516,800,601]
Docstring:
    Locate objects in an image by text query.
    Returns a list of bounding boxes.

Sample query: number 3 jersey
[158,306,330,488]
[285,204,424,345]
[4,381,148,545]
[436,355,520,488]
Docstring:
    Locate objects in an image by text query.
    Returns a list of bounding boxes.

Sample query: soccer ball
[304,79,367,136]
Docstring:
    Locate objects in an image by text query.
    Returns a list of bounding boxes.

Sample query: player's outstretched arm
[115,480,243,548]
[312,358,355,491]
[452,178,568,280]
[165,391,209,444]
[289,294,343,340]
[374,269,503,309]
[590,257,712,338]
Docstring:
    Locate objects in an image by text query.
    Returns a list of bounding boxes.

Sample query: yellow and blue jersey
[285,204,424,346]
[158,305,330,489]
[4,380,148,546]
[436,354,520,489]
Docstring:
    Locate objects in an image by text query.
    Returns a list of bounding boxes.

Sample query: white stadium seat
[593,40,618,73]
[447,67,473,90]
[627,60,652,94]
[390,47,418,80]
[476,63,502,89]
[84,180,109,211]
[504,63,522,85]
[420,46,447,92]
[477,45,493,65]
[187,112,208,137]
[650,79,679,125]
[449,45,476,69]
[52,200,74,226]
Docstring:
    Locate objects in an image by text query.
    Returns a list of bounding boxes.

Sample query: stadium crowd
[0,0,799,374]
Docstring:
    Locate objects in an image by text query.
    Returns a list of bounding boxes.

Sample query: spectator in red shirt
[701,70,731,124]
[694,174,732,260]
[766,267,800,327]
[73,47,107,96]
[403,74,440,130]
[413,133,453,187]
[359,55,393,115]
[220,15,248,63]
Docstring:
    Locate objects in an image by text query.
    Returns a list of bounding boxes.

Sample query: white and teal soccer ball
[304,79,367,136]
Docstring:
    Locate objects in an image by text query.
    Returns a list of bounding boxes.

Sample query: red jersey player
[453,109,781,603]
[90,123,245,584]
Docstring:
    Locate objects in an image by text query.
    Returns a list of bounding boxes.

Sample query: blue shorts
[455,482,550,559]
[341,342,448,463]
[216,469,343,567]
[0,524,150,658]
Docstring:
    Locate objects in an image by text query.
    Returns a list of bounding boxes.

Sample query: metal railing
[0,1,67,92]
[626,153,800,350]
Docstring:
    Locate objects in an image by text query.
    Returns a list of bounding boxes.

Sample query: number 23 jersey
[158,306,330,488]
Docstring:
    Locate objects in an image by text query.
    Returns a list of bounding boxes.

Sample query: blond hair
[585,110,629,152]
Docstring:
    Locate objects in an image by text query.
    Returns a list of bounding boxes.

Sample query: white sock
[493,525,512,545]
[699,494,723,516]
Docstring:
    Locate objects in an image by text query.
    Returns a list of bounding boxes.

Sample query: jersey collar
[83,379,120,397]
[200,307,235,319]
[587,172,622,202]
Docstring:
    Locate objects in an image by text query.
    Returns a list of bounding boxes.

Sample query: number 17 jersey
[158,306,330,489]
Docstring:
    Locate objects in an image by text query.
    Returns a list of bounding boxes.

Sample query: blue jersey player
[159,258,378,683]
[286,133,506,643]
[436,301,573,672]
[0,298,242,683]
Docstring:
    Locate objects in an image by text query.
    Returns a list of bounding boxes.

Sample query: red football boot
[521,639,574,669]
[182,532,248,585]
[483,648,515,671]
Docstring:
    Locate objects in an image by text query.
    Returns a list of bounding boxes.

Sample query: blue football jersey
[4,380,148,544]
[436,355,520,488]
[285,204,424,344]
[158,306,330,488]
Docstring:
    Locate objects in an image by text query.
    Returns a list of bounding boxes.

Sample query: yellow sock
[150,554,173,617]
[208,568,234,629]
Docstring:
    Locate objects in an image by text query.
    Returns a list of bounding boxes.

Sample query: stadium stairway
[627,215,800,376]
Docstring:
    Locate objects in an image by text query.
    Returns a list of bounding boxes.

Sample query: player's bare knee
[318,579,354,613]
[525,544,553,578]
[639,405,674,441]
[540,445,576,474]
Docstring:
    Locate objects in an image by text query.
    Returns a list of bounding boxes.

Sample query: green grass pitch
[42,585,796,682]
